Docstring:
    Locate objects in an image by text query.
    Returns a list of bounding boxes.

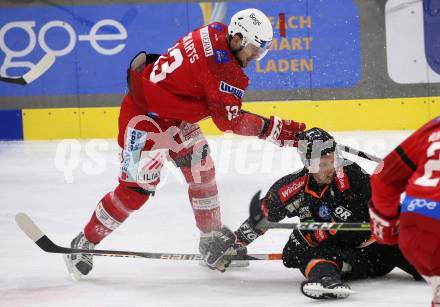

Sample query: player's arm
[126,52,161,112]
[211,106,306,147]
[205,79,306,146]
[369,134,420,244]
[370,149,414,217]
[234,173,305,247]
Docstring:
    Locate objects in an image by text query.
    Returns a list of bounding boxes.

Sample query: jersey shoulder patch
[201,25,249,89]
[278,175,307,203]
[335,167,351,192]
[209,22,227,32]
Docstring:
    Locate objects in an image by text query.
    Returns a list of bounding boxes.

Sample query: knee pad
[114,183,150,211]
[169,122,209,168]
[177,122,205,147]
[179,155,215,186]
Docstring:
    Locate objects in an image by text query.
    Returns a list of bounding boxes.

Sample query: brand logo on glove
[239,222,259,241]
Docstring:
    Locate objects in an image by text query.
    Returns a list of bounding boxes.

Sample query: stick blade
[15,213,45,243]
[0,75,26,85]
[22,52,56,84]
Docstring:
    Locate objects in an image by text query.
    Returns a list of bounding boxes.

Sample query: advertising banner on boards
[0,0,361,97]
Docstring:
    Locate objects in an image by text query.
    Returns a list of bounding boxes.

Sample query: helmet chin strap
[228,35,246,68]
[232,51,245,68]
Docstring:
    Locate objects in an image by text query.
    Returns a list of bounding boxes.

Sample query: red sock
[84,184,150,243]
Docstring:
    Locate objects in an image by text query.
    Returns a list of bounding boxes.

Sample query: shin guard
[84,184,150,243]
[180,157,221,233]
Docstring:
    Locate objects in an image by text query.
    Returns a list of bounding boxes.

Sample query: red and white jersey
[128,22,262,136]
[371,117,440,217]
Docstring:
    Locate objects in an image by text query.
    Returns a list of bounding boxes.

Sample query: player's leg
[430,276,440,307]
[83,148,165,243]
[281,230,352,299]
[399,212,440,306]
[340,243,421,281]
[300,258,353,300]
[169,122,221,233]
[170,122,245,270]
[65,97,165,279]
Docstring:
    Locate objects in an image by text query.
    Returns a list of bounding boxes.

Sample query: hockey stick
[249,191,370,231]
[338,144,382,163]
[0,53,56,85]
[240,112,383,164]
[15,213,282,261]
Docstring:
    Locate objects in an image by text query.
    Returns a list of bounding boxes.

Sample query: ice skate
[301,275,354,299]
[63,232,95,280]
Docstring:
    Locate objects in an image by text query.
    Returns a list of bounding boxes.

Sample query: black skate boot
[301,260,354,299]
[63,232,95,280]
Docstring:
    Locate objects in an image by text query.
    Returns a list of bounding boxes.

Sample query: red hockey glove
[302,229,337,247]
[259,116,306,147]
[369,206,399,245]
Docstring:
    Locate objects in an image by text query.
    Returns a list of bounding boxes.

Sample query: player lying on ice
[369,116,440,307]
[229,127,421,299]
[64,8,306,279]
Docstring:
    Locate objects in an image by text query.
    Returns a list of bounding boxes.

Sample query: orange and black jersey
[234,158,420,280]
[260,159,371,248]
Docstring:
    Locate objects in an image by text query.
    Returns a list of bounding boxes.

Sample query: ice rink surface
[0,131,432,307]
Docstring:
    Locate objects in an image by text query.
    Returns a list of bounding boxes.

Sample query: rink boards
[5,96,438,140]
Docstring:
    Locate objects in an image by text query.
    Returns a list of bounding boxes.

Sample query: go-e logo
[0,19,127,76]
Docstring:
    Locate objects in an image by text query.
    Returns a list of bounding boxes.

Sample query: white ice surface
[0,131,432,307]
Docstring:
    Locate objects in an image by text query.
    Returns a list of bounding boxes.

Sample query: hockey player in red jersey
[369,117,440,307]
[64,8,306,279]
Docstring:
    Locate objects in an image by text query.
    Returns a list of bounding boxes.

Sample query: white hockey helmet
[228,8,273,60]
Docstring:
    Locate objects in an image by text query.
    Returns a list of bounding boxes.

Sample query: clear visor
[243,41,271,61]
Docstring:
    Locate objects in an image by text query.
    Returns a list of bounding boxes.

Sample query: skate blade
[302,283,355,299]
[198,260,250,268]
[63,254,83,281]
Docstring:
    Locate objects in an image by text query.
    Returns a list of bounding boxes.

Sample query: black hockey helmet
[297,127,339,170]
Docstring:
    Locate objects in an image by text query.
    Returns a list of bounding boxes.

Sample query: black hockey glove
[301,229,337,247]
[200,226,238,272]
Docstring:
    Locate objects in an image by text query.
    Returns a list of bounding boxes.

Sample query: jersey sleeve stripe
[395,145,417,171]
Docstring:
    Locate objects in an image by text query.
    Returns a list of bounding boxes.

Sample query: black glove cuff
[259,117,271,138]
[235,219,264,246]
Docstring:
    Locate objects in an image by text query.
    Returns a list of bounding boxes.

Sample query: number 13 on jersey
[150,44,183,83]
